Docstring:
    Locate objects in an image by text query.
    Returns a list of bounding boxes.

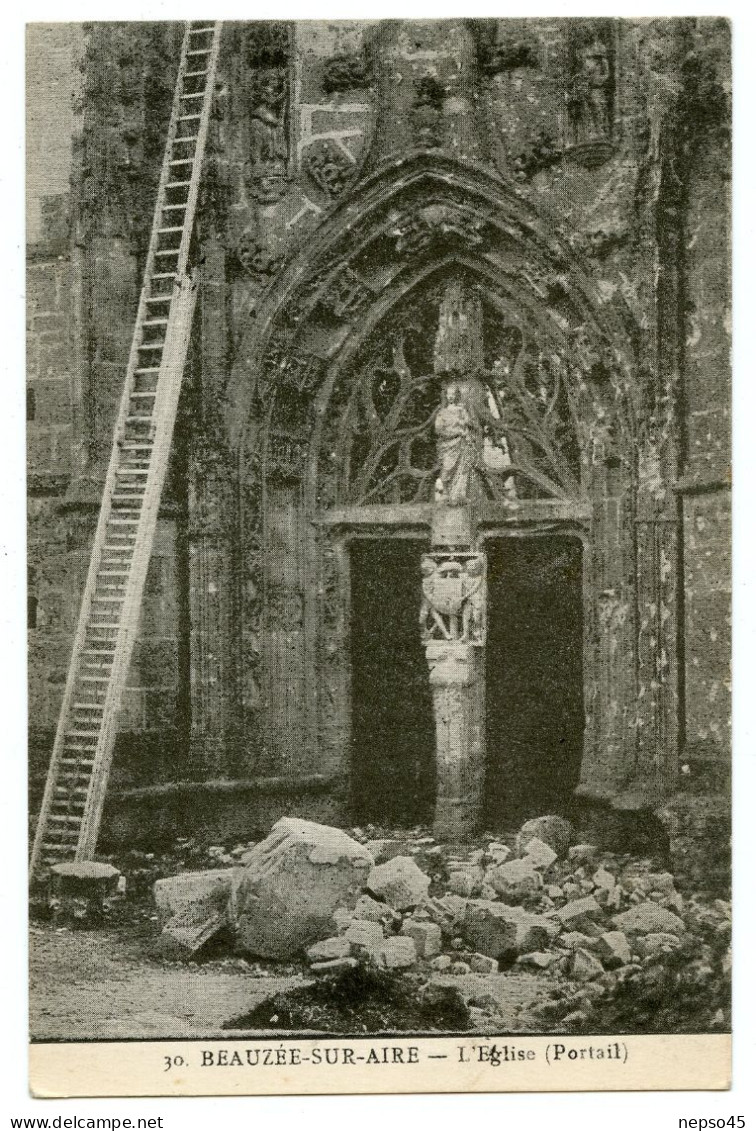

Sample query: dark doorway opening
[350,538,436,826]
[485,536,584,827]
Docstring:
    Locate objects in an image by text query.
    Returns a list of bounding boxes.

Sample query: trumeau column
[421,282,488,839]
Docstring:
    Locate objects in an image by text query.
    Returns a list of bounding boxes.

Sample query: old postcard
[26,15,731,1097]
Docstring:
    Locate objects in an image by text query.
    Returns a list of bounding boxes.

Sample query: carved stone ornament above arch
[226,151,640,490]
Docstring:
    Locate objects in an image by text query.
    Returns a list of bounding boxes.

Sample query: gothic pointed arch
[227,152,643,802]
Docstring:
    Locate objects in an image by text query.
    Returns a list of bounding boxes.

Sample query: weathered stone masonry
[27,20,731,878]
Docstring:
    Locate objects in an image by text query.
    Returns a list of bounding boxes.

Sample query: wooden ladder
[30,21,223,878]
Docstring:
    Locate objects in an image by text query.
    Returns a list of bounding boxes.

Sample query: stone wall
[27,19,731,851]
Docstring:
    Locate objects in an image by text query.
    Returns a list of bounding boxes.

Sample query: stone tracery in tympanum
[317,276,585,512]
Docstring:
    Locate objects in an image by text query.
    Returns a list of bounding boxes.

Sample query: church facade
[27,19,731,880]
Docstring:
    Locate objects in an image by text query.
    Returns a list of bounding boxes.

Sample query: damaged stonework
[27,19,730,883]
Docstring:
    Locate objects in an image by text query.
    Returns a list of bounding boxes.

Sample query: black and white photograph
[24,13,733,1096]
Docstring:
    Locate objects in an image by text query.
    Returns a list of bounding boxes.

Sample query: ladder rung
[184,71,209,78]
[180,92,205,100]
[154,250,180,257]
[186,49,211,55]
[178,114,202,121]
[48,815,82,825]
[80,675,110,683]
[66,729,100,739]
[73,703,104,711]
[157,227,184,234]
[151,271,179,278]
[162,203,187,211]
[172,135,200,143]
[143,316,170,324]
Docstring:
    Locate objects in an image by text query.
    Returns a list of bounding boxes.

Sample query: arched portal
[227,153,641,833]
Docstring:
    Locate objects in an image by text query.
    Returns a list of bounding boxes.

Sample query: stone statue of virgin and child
[433,380,484,506]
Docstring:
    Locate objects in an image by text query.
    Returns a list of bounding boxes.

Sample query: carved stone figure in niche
[249,75,288,168]
[434,384,480,505]
[245,23,291,202]
[568,31,613,156]
[420,554,486,644]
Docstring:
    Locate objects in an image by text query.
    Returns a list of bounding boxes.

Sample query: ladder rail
[30,22,222,876]
[75,274,198,859]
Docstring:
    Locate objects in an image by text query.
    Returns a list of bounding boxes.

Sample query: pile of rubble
[150,814,730,1027]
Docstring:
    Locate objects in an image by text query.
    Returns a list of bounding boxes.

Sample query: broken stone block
[447,870,478,897]
[332,907,356,934]
[431,954,452,971]
[306,935,351,964]
[401,918,442,958]
[345,919,384,957]
[352,894,397,927]
[486,841,511,864]
[546,884,563,900]
[450,961,471,975]
[556,895,604,928]
[463,900,553,959]
[379,936,417,969]
[487,857,542,900]
[592,867,615,891]
[311,957,359,975]
[468,952,499,974]
[159,909,226,959]
[596,930,632,967]
[516,815,573,859]
[153,868,234,927]
[568,844,599,866]
[642,931,683,956]
[522,837,558,870]
[612,901,685,937]
[364,839,404,864]
[367,856,430,910]
[425,894,469,933]
[517,951,557,969]
[230,818,373,958]
[560,931,599,951]
[570,947,605,981]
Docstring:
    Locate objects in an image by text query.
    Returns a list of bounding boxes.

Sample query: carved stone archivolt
[227,152,641,812]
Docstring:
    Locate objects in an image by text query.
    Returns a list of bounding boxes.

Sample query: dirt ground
[29,923,547,1041]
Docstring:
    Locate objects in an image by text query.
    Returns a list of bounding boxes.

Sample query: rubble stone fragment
[570,947,605,981]
[516,815,573,858]
[522,837,558,869]
[556,895,603,928]
[306,935,351,963]
[379,936,417,969]
[463,900,553,958]
[596,930,632,967]
[612,901,685,937]
[311,957,359,975]
[487,857,542,899]
[367,856,430,910]
[400,919,442,958]
[153,868,233,927]
[468,953,499,974]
